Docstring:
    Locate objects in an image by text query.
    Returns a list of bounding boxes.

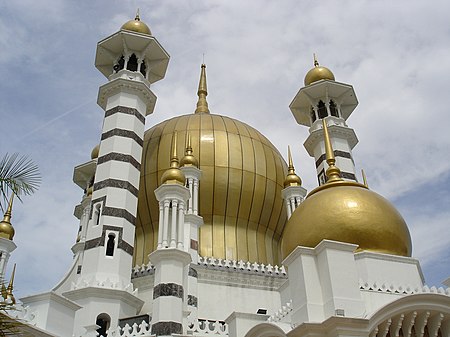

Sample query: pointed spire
[284,146,302,187]
[361,169,369,188]
[170,132,179,168]
[0,193,15,240]
[195,64,210,114]
[6,264,16,304]
[135,8,141,21]
[313,53,319,67]
[161,132,186,185]
[3,193,14,224]
[322,119,342,183]
[180,133,198,167]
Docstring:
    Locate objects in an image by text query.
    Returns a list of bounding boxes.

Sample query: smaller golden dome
[284,146,302,187]
[161,167,186,185]
[121,10,152,35]
[91,144,100,160]
[0,195,15,240]
[180,133,198,168]
[281,119,411,259]
[161,132,186,185]
[304,55,335,86]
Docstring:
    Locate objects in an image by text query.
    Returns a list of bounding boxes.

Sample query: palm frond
[0,153,41,212]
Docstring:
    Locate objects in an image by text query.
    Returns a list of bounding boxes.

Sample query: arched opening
[329,100,339,117]
[127,54,138,72]
[310,107,317,123]
[96,313,111,337]
[114,55,125,73]
[140,60,147,77]
[106,233,116,256]
[94,204,101,227]
[317,100,327,119]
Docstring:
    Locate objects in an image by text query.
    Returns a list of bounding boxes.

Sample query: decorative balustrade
[267,299,293,322]
[359,280,450,296]
[197,256,287,277]
[131,262,155,279]
[188,318,228,335]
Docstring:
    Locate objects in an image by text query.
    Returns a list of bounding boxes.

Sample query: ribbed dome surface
[134,112,288,265]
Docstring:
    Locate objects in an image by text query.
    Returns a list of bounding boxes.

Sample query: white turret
[290,55,359,185]
[150,132,192,336]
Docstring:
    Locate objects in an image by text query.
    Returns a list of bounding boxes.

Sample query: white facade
[4,15,450,337]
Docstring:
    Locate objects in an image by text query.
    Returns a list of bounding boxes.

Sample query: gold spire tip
[195,63,210,114]
[322,119,342,183]
[171,132,179,167]
[288,145,294,169]
[135,8,141,20]
[313,53,319,67]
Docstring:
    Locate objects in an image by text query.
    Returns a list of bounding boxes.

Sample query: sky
[0,0,449,298]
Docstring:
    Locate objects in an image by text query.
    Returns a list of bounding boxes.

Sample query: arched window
[96,313,111,337]
[94,204,101,227]
[114,55,125,73]
[140,60,147,77]
[106,233,116,256]
[127,54,138,72]
[329,100,339,117]
[310,107,317,123]
[317,100,327,119]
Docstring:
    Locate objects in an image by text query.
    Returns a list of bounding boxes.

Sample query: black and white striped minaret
[64,13,170,335]
[290,56,359,185]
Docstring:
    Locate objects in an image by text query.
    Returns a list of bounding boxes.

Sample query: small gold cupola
[161,132,186,185]
[195,64,210,114]
[121,9,152,35]
[284,146,302,188]
[304,54,335,86]
[180,133,198,168]
[91,144,100,160]
[0,194,15,240]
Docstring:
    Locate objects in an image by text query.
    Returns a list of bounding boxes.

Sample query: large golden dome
[134,112,288,265]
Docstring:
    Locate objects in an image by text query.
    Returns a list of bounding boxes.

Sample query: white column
[170,200,178,248]
[177,202,185,249]
[162,200,170,248]
[193,179,199,215]
[157,202,164,249]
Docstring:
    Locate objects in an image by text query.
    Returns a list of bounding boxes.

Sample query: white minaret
[62,13,170,336]
[150,133,191,336]
[281,146,307,219]
[290,56,359,185]
[0,194,17,281]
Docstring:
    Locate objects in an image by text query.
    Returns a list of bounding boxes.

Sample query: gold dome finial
[284,146,302,187]
[322,119,342,183]
[0,193,15,240]
[180,133,198,167]
[6,264,16,304]
[195,64,210,114]
[121,9,152,35]
[161,132,186,185]
[304,54,335,86]
[313,53,319,67]
[361,169,369,188]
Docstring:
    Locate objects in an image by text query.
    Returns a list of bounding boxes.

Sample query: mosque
[0,12,449,337]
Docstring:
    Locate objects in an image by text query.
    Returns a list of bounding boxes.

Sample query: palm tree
[0,153,41,212]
